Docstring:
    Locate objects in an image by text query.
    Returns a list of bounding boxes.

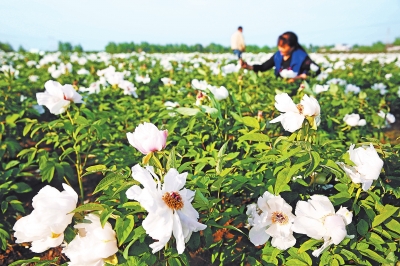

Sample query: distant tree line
[1,38,400,53]
[104,42,274,53]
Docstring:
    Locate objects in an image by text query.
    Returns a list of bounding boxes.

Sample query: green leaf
[5,160,19,170]
[175,107,200,116]
[286,259,308,266]
[287,247,312,265]
[116,215,135,246]
[241,117,260,129]
[100,207,114,228]
[238,133,270,142]
[298,239,321,253]
[10,182,32,193]
[86,164,107,172]
[70,203,105,213]
[122,226,146,259]
[384,218,400,234]
[274,168,291,194]
[166,147,176,171]
[359,249,389,263]
[93,172,124,194]
[357,219,369,236]
[372,204,398,228]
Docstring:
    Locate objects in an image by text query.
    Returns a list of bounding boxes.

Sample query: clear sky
[1,0,400,51]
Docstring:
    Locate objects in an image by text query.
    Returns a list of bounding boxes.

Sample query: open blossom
[191,79,209,91]
[36,80,83,115]
[13,184,78,253]
[377,110,396,124]
[337,144,383,190]
[161,77,176,86]
[314,84,329,94]
[164,101,179,110]
[208,85,229,101]
[343,113,366,127]
[246,191,296,250]
[345,84,360,94]
[135,74,151,84]
[270,93,321,132]
[279,69,297,79]
[119,80,138,98]
[292,195,353,257]
[63,214,118,266]
[127,122,168,155]
[371,83,387,95]
[126,164,207,254]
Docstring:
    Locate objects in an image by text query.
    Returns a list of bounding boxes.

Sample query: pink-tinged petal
[249,223,270,246]
[172,211,185,254]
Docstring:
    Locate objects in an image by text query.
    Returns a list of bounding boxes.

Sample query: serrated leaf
[238,133,270,142]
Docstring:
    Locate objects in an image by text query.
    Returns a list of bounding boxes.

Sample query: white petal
[163,169,187,192]
[249,223,270,246]
[172,212,185,254]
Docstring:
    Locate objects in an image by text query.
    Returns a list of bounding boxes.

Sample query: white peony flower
[378,110,396,126]
[119,80,138,98]
[326,78,346,86]
[135,74,151,84]
[315,84,329,94]
[127,122,168,155]
[292,195,353,257]
[36,80,83,115]
[164,101,179,110]
[126,164,207,254]
[343,113,366,127]
[247,191,296,250]
[337,143,384,190]
[279,69,298,79]
[208,85,229,101]
[161,77,176,86]
[63,214,118,266]
[28,75,39,82]
[371,83,387,95]
[191,79,208,91]
[385,73,392,80]
[270,93,321,132]
[13,184,78,253]
[79,81,102,94]
[77,68,90,75]
[310,63,319,72]
[345,84,360,94]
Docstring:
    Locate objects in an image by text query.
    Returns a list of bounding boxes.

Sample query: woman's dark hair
[277,32,305,51]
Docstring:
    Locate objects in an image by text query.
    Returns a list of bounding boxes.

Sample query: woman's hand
[288,73,307,82]
[240,59,253,70]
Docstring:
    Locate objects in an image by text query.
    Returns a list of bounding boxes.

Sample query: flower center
[162,192,184,210]
[271,211,289,225]
[296,104,304,114]
[51,232,61,238]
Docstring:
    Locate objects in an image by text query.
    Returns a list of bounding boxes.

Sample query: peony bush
[0,50,399,265]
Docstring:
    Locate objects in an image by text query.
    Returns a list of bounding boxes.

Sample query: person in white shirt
[231,26,245,59]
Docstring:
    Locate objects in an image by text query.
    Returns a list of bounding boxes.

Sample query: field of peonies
[1,50,400,266]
